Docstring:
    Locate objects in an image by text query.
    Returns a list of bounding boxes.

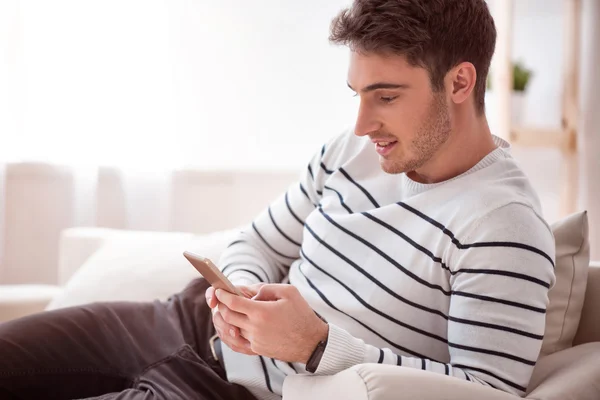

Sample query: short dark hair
[329,0,496,114]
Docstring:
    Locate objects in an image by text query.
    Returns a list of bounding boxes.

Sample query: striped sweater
[218,129,556,400]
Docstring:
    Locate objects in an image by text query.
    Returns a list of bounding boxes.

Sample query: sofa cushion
[46,229,239,310]
[540,211,590,356]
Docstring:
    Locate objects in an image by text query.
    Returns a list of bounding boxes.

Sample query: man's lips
[370,138,397,144]
[372,140,398,156]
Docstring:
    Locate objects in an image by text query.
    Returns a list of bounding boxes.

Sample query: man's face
[347,51,452,175]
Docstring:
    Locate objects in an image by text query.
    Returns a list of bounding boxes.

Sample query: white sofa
[0,213,598,399]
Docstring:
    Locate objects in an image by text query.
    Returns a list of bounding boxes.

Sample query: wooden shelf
[510,126,577,152]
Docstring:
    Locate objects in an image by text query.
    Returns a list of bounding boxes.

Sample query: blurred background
[0,0,598,287]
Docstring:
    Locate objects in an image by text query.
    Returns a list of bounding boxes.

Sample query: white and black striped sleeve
[217,142,332,286]
[314,203,556,397]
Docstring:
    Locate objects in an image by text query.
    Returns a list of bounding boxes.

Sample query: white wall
[1,0,356,171]
[510,0,565,128]
[166,0,356,169]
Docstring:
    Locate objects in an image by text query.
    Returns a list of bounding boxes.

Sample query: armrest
[526,342,600,400]
[283,364,518,400]
[0,284,62,322]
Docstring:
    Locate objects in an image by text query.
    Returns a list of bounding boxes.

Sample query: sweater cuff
[314,323,365,375]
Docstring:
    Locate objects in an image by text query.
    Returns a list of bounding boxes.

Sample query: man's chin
[379,158,406,175]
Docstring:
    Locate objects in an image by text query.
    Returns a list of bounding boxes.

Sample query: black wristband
[305,336,328,373]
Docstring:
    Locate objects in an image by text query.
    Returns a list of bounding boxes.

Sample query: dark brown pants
[0,278,257,400]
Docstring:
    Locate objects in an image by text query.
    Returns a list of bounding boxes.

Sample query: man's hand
[205,284,262,356]
[214,284,329,364]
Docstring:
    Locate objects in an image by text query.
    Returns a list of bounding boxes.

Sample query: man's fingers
[205,286,217,308]
[212,310,240,338]
[215,289,256,315]
[217,303,249,329]
[212,312,256,355]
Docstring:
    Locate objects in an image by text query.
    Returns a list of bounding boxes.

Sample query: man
[0,0,555,399]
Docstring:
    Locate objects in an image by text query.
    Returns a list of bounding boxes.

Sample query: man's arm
[310,203,556,396]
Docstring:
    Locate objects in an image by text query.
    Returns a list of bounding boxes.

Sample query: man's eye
[380,96,398,103]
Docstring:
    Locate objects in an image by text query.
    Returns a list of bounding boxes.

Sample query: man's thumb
[251,284,284,301]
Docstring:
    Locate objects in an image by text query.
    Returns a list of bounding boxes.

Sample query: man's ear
[446,62,477,106]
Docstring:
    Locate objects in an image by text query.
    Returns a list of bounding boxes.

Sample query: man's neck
[406,113,497,184]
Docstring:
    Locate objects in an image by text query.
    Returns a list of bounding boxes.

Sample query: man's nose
[354,101,380,137]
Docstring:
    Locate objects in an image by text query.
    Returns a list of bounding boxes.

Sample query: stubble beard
[381,93,452,175]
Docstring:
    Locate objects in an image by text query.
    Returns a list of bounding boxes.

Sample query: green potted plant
[512,61,533,92]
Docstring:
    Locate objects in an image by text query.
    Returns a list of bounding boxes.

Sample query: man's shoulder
[449,194,555,263]
[468,200,553,238]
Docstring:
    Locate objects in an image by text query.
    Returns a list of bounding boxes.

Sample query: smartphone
[183,251,243,296]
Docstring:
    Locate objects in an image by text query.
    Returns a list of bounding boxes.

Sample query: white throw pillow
[46,229,239,310]
[540,211,590,356]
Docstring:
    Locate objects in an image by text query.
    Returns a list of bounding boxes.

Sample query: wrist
[318,320,329,342]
